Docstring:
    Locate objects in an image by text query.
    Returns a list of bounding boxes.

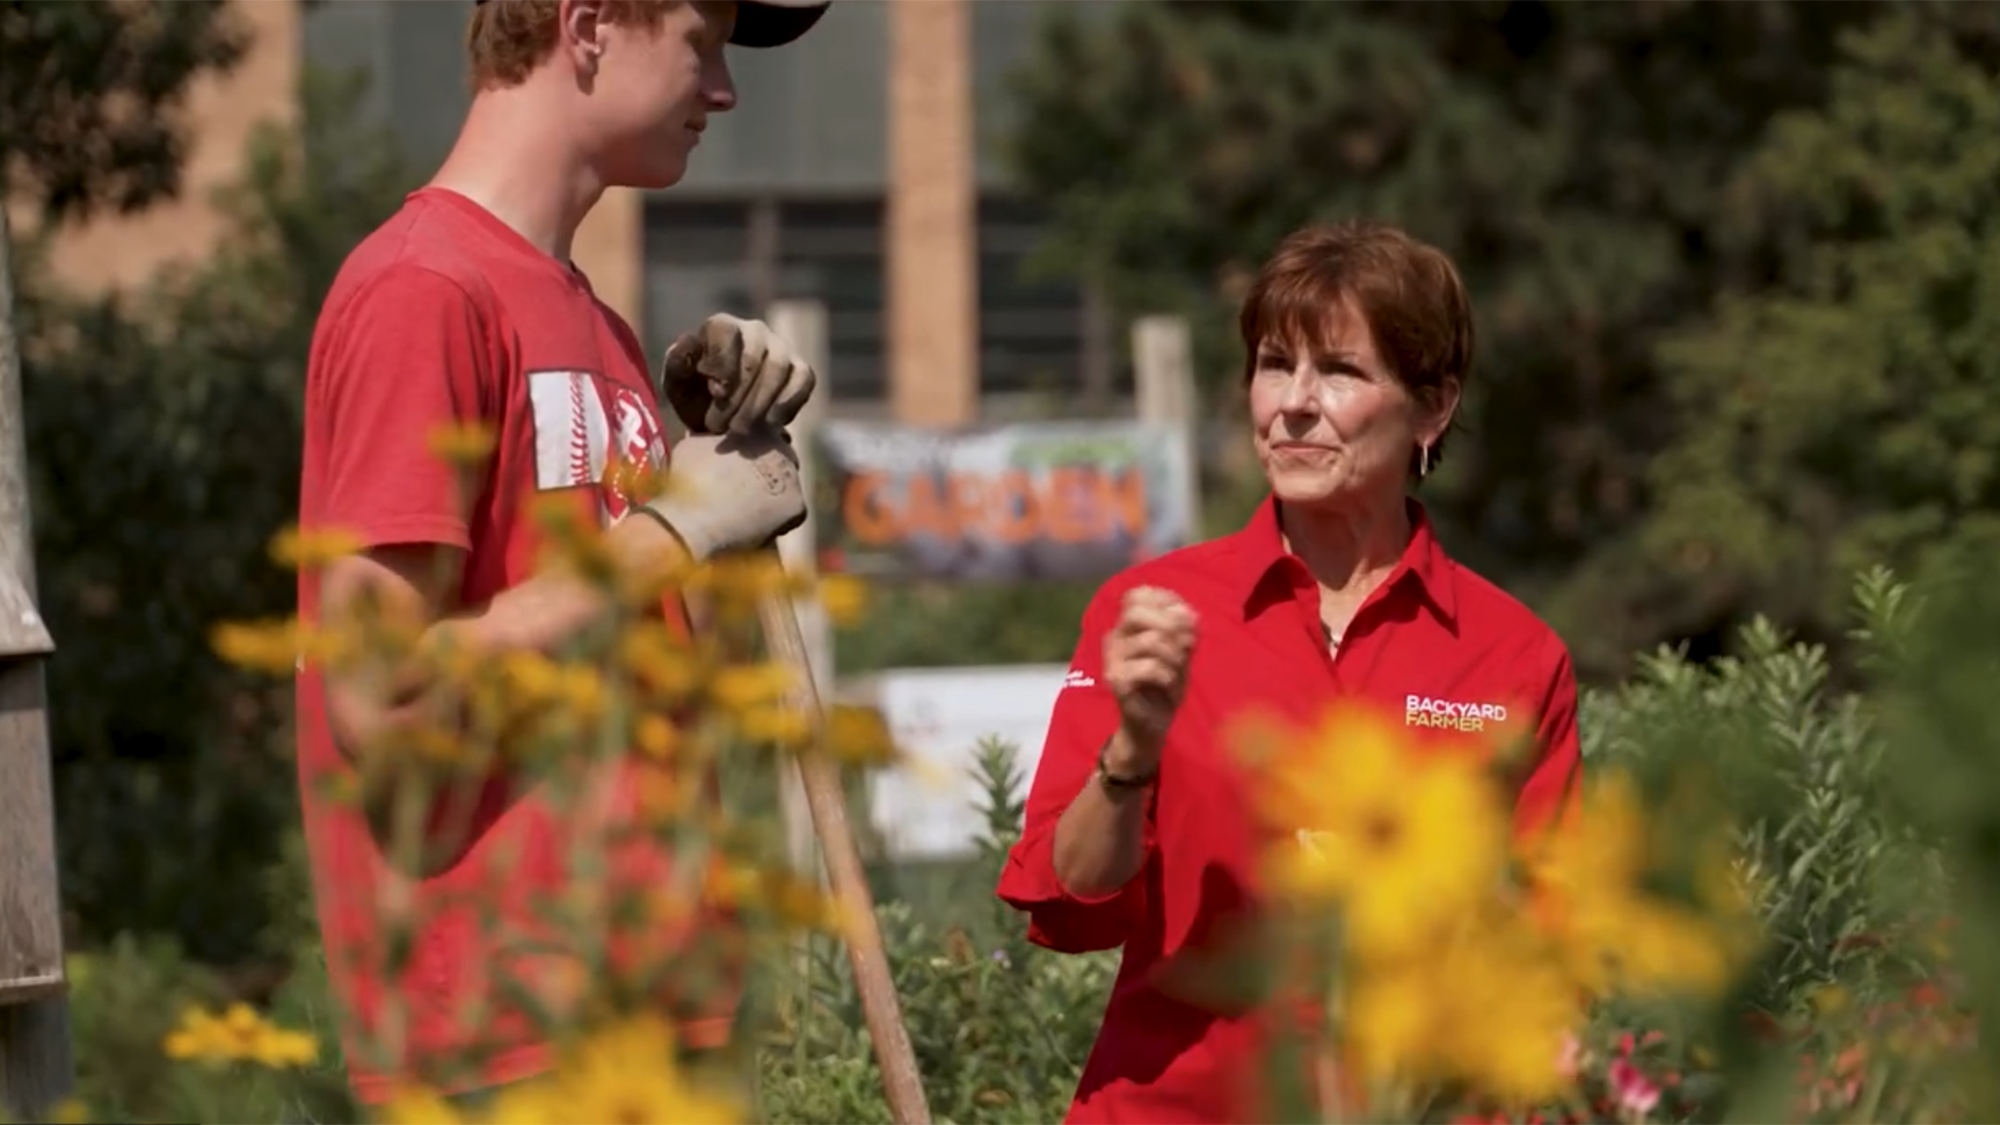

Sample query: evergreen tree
[1004,0,2000,674]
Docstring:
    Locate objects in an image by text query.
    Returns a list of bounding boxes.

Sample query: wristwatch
[1095,740,1159,795]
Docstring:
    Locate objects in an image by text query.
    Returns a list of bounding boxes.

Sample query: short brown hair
[467,0,679,90]
[1238,221,1474,476]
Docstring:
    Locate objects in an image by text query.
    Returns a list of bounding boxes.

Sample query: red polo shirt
[996,496,1582,1124]
[296,187,734,1104]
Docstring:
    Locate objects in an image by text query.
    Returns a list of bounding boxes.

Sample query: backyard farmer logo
[1405,693,1507,732]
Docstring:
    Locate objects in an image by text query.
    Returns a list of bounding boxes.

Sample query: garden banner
[812,419,1197,583]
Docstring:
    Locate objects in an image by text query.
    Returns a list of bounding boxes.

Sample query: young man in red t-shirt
[295,0,831,1105]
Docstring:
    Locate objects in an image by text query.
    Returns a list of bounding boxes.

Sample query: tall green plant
[1584,570,1945,1023]
[759,739,1115,1124]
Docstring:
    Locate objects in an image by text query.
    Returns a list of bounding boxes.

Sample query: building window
[777,200,889,402]
[977,197,1121,403]
[642,201,754,359]
[643,195,1117,412]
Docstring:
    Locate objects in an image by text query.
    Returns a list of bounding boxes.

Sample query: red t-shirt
[295,187,731,1103]
[996,497,1583,1124]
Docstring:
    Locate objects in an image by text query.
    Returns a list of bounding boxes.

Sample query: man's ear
[559,0,609,72]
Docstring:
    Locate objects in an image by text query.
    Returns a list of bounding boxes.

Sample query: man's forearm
[329,515,689,766]
[1050,729,1153,898]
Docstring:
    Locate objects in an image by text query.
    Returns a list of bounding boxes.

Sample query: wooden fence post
[1132,314,1203,529]
[0,201,77,1121]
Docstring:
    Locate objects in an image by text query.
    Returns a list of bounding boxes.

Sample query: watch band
[1095,741,1158,793]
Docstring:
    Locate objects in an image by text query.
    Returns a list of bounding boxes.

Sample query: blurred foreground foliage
[33,560,2000,1121]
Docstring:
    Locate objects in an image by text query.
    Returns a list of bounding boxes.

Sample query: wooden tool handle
[756,589,933,1125]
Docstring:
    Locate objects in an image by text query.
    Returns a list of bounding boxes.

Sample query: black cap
[471,1,830,49]
[731,0,829,48]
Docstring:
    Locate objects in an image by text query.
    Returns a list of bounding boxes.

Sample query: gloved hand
[637,428,807,563]
[658,313,819,436]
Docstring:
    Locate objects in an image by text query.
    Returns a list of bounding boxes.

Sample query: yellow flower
[1343,960,1443,1086]
[251,1026,321,1068]
[825,704,899,766]
[691,553,805,617]
[1436,921,1580,1107]
[48,1098,90,1125]
[488,1080,569,1125]
[706,862,842,933]
[1343,912,1581,1109]
[269,526,364,570]
[580,1018,742,1125]
[620,623,704,700]
[1530,770,1647,893]
[499,650,564,705]
[426,420,497,466]
[1529,771,1747,998]
[490,1014,745,1125]
[1255,704,1505,958]
[378,1085,462,1125]
[709,662,794,711]
[162,1002,319,1069]
[736,703,814,748]
[817,573,869,626]
[211,618,352,675]
[555,663,607,719]
[1599,898,1735,997]
[381,721,468,768]
[635,713,680,759]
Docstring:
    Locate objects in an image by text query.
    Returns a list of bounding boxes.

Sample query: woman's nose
[1278,369,1317,414]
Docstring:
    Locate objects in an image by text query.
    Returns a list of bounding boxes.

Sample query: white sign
[855,664,1069,861]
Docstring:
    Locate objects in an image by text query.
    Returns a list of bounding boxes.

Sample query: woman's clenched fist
[1102,585,1198,773]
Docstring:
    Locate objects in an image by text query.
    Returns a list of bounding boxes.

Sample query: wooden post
[886,0,979,428]
[0,200,76,1123]
[767,298,831,873]
[1132,314,1203,529]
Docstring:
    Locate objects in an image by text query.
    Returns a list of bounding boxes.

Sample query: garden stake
[755,562,933,1125]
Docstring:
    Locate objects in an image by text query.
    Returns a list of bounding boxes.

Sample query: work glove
[659,313,818,436]
[638,428,807,563]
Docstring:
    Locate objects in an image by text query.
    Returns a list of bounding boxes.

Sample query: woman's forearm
[1051,730,1153,897]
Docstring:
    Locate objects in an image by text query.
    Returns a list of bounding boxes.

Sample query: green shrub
[64,933,354,1125]
[758,739,1115,1124]
[1581,568,1946,1027]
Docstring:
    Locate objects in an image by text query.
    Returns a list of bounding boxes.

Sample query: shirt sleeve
[1515,633,1583,840]
[994,584,1155,953]
[308,265,498,552]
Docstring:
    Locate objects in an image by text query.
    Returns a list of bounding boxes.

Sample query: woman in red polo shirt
[997,221,1583,1124]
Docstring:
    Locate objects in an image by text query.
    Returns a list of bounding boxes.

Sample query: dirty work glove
[637,428,807,563]
[659,313,819,436]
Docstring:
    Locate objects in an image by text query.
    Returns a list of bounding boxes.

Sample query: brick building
[21,0,1119,426]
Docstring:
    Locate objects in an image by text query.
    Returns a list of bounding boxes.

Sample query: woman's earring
[1419,444,1432,480]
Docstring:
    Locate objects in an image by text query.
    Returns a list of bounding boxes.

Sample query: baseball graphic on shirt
[529,370,670,524]
[530,370,612,492]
